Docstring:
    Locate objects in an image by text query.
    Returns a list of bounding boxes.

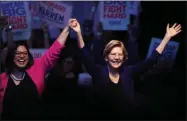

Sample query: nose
[20,53,25,57]
[115,55,120,59]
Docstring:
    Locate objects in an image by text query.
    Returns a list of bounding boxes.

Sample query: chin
[16,65,27,70]
[112,66,120,69]
[111,64,122,69]
[17,65,27,68]
[15,63,28,70]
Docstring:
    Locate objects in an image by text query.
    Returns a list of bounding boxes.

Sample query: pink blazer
[0,40,65,113]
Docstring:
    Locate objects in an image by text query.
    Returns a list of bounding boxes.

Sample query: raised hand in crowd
[156,23,182,54]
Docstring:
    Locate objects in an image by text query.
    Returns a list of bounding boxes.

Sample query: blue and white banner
[99,1,130,30]
[1,1,32,41]
[147,37,180,68]
[38,1,73,28]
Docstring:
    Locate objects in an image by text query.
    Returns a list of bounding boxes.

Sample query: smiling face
[104,40,128,70]
[106,47,124,69]
[13,45,29,69]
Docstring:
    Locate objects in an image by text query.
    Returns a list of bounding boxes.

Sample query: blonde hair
[103,40,128,60]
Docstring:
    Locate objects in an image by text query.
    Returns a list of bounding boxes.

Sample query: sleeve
[36,40,65,75]
[130,50,161,74]
[79,45,102,78]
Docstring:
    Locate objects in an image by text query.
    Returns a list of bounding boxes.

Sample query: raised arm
[37,19,76,74]
[156,23,181,54]
[131,23,182,74]
[70,19,101,77]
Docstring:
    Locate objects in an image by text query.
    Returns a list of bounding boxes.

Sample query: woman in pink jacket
[0,18,77,119]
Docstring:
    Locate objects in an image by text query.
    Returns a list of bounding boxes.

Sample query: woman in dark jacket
[70,20,182,119]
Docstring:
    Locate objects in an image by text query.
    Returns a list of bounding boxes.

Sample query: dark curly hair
[5,41,34,74]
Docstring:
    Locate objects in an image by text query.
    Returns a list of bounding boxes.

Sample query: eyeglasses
[109,53,124,58]
[15,51,28,57]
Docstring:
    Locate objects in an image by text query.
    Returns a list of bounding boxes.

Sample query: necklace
[10,72,25,81]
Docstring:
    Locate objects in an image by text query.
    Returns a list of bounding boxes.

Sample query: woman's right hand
[68,19,85,48]
[69,19,81,34]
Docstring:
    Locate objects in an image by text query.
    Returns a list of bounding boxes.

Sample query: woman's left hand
[69,19,81,33]
[165,23,182,38]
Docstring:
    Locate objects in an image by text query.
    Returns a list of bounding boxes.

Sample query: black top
[97,77,133,119]
[43,74,83,119]
[2,72,42,120]
[106,79,126,111]
[79,46,161,119]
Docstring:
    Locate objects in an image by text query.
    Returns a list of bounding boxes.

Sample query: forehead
[110,47,123,53]
[16,45,27,52]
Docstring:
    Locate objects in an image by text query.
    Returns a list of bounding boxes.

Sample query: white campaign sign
[99,1,130,30]
[38,1,73,28]
[1,1,32,41]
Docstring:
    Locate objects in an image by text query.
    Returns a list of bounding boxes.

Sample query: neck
[107,65,119,76]
[11,68,24,79]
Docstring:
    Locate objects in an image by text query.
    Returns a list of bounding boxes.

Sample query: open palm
[166,23,182,37]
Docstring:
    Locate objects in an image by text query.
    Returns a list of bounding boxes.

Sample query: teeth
[18,60,24,62]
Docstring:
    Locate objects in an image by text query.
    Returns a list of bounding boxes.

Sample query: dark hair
[5,41,34,74]
[0,47,8,73]
[60,51,82,74]
[57,46,83,75]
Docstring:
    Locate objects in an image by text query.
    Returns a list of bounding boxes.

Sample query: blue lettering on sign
[3,7,26,16]
[1,2,26,16]
[163,51,172,60]
[1,2,24,9]
[39,6,64,24]
[109,21,121,26]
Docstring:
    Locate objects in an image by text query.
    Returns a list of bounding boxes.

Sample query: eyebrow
[16,51,28,53]
[111,53,123,54]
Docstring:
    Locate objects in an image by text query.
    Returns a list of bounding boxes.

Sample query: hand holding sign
[165,23,182,39]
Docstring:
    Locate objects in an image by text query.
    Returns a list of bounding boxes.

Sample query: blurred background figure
[42,45,93,119]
